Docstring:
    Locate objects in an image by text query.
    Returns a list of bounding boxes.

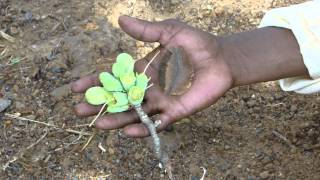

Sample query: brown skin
[71,15,308,138]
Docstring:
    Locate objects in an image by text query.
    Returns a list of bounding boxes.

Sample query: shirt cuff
[259,0,320,94]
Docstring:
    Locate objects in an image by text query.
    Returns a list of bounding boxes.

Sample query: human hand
[72,15,234,137]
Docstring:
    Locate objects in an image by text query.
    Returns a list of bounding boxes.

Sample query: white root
[143,50,161,74]
[200,167,207,180]
[98,142,106,153]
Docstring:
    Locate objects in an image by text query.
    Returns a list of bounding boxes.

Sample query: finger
[119,15,163,43]
[74,103,102,117]
[144,85,165,104]
[118,15,183,46]
[123,112,171,138]
[123,123,150,138]
[95,102,159,130]
[71,74,100,93]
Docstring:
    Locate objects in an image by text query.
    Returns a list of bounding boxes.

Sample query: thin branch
[143,50,161,74]
[54,130,85,152]
[89,102,107,127]
[3,128,48,170]
[81,131,96,151]
[0,31,15,43]
[146,83,154,90]
[272,130,295,149]
[5,113,92,136]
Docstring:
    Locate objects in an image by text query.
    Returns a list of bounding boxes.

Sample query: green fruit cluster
[85,53,150,113]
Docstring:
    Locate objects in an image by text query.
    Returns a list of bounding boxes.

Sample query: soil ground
[1,0,319,179]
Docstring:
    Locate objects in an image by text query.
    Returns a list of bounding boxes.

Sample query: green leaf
[120,72,136,91]
[136,73,150,90]
[85,86,114,105]
[107,105,129,113]
[112,92,129,106]
[99,72,124,92]
[128,86,145,105]
[116,53,133,64]
[106,92,129,113]
[112,53,134,77]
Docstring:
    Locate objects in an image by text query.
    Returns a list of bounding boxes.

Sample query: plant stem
[89,102,108,127]
[133,104,162,160]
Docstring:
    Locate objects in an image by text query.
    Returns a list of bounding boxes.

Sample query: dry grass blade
[0,31,15,43]
[0,47,7,57]
[5,113,92,136]
[81,132,96,151]
[272,130,296,149]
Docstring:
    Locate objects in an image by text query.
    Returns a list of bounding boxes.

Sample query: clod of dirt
[50,83,71,100]
[63,19,120,78]
[0,98,11,112]
[259,171,270,179]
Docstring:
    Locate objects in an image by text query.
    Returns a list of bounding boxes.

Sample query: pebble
[0,98,11,112]
[50,83,71,100]
[24,11,33,22]
[15,101,26,110]
[259,171,269,179]
[9,26,19,35]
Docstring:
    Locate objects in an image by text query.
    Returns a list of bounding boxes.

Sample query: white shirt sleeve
[259,0,320,94]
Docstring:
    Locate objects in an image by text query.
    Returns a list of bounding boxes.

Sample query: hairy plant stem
[133,104,162,160]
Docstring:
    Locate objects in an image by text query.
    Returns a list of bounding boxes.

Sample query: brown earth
[1,0,319,179]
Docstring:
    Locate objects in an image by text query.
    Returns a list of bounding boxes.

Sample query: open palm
[72,16,233,137]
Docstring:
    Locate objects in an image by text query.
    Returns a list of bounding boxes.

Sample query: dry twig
[81,130,96,151]
[5,113,92,136]
[272,130,295,149]
[2,128,48,170]
[0,31,15,43]
[89,103,107,127]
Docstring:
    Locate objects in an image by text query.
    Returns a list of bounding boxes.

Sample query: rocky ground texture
[1,0,319,179]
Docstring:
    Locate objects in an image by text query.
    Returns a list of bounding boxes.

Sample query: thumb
[118,15,163,42]
[119,15,179,44]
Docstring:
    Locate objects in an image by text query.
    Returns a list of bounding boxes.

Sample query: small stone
[214,6,224,16]
[24,11,33,22]
[290,105,297,112]
[0,98,12,112]
[39,32,47,40]
[108,148,115,155]
[50,83,71,100]
[247,100,255,107]
[15,101,26,110]
[47,55,68,73]
[4,85,11,92]
[260,171,269,179]
[9,26,19,35]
